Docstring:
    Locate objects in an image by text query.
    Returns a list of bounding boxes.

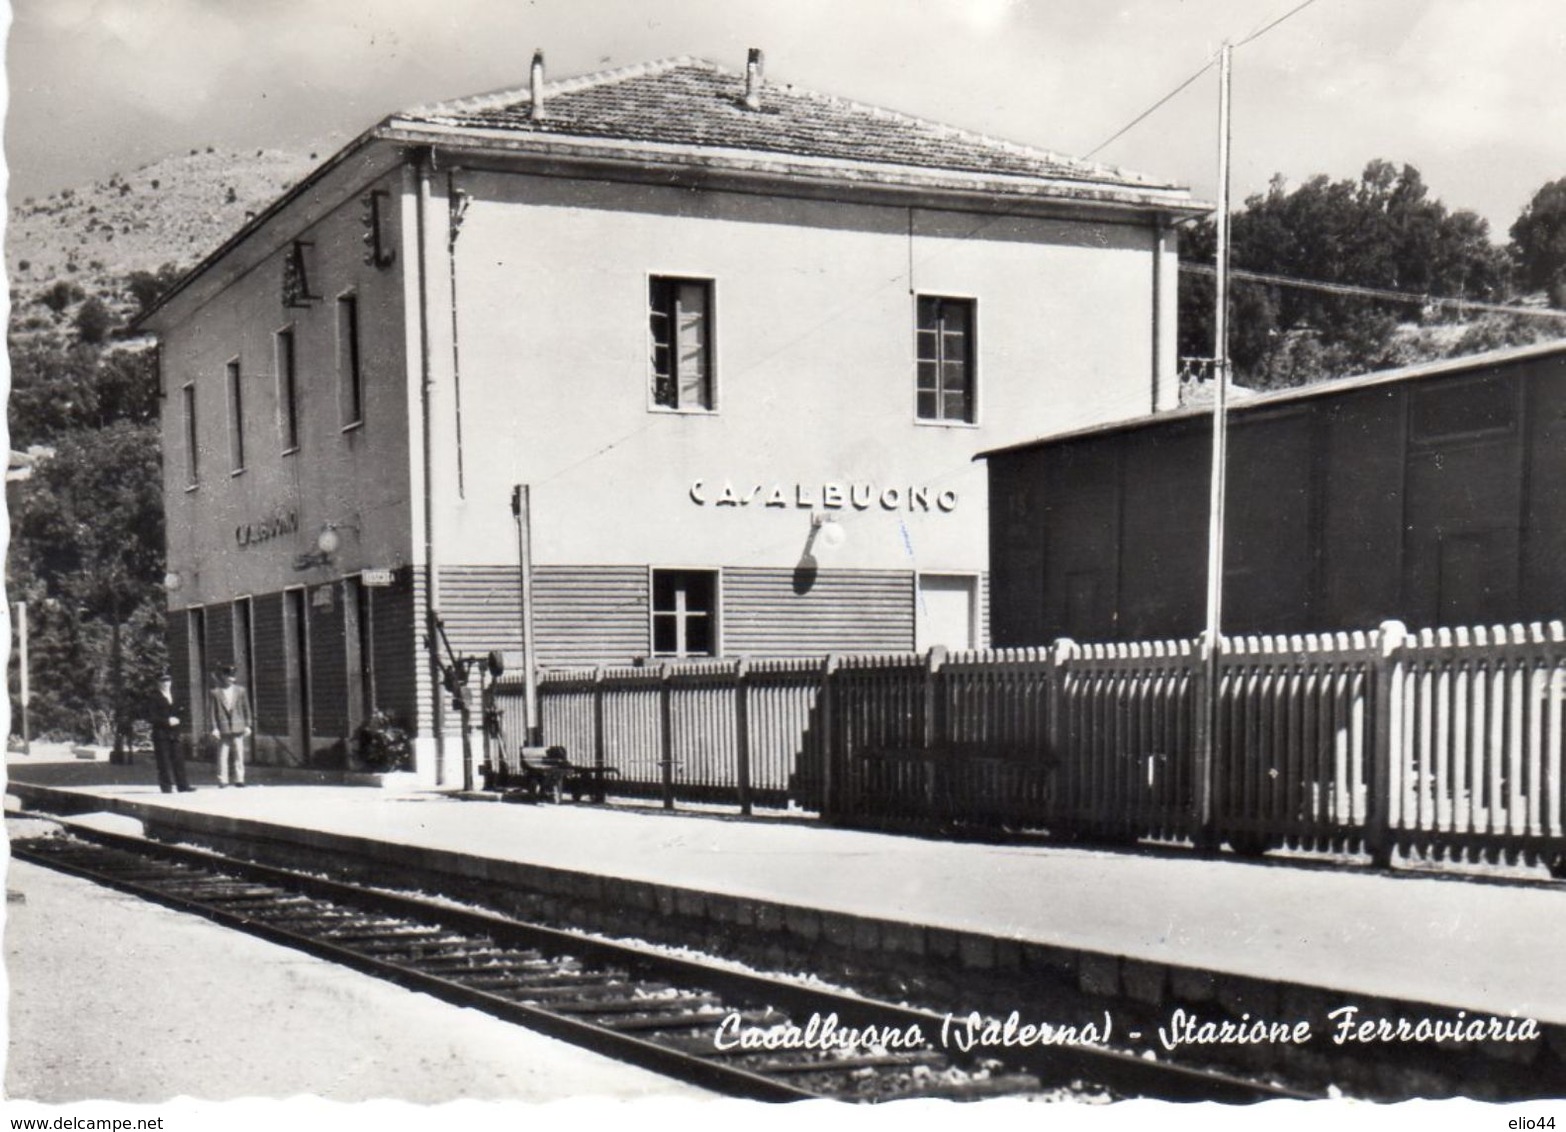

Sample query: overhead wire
[1235,0,1326,46]
[1181,263,1566,320]
[534,0,1541,500]
[1082,56,1217,160]
[1082,0,1325,161]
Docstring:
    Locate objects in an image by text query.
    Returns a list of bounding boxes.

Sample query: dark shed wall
[1221,413,1321,632]
[988,350,1566,645]
[1525,367,1566,614]
[988,457,1049,645]
[1116,426,1206,638]
[1319,388,1406,627]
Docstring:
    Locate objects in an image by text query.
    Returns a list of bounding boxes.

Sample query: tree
[8,339,159,446]
[5,334,166,747]
[1179,161,1511,389]
[1510,177,1566,307]
[125,262,185,319]
[9,422,167,745]
[74,296,113,344]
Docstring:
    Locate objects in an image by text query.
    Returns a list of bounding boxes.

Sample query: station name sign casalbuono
[235,509,299,548]
[690,481,958,512]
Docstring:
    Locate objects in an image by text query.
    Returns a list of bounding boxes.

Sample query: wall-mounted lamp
[293,521,360,571]
[162,571,183,592]
[795,512,848,596]
[810,511,848,550]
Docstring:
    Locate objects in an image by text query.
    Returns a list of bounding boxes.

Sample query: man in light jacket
[208,664,253,788]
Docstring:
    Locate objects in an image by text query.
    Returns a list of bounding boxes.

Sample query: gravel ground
[3,852,709,1105]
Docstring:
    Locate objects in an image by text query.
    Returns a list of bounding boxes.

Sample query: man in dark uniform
[147,669,195,794]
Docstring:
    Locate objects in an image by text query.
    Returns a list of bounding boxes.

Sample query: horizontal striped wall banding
[722,568,915,657]
[436,565,919,667]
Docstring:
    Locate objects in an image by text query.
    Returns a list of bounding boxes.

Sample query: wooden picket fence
[497,657,826,811]
[494,619,1566,871]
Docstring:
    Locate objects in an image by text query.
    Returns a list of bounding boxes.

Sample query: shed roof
[977,337,1566,460]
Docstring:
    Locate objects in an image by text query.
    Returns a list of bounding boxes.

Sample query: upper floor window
[337,294,363,428]
[916,295,975,424]
[226,360,245,473]
[276,328,300,452]
[652,569,717,658]
[182,382,199,488]
[649,277,714,412]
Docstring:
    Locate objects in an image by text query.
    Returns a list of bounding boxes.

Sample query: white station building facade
[141,52,1202,780]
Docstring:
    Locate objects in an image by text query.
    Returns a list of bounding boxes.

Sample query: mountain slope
[7,145,322,322]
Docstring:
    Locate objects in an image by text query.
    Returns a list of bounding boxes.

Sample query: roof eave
[132,125,394,334]
[375,119,1210,221]
[133,112,1207,336]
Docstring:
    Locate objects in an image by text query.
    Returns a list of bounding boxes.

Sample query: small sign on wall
[362,569,394,587]
[311,585,335,610]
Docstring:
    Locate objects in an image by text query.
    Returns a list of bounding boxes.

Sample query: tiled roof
[392,56,1184,197]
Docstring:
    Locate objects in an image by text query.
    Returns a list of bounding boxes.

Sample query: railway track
[11,819,1310,1103]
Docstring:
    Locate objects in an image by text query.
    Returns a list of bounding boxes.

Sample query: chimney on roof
[530,49,546,121]
[743,48,765,111]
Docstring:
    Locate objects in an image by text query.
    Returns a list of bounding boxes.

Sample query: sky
[3,0,1564,241]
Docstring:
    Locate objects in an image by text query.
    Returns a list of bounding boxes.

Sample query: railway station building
[140,52,1203,781]
[982,338,1566,646]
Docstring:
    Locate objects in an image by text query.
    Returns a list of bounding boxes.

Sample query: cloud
[8,0,1562,231]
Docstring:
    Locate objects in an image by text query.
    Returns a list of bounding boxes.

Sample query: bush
[38,279,84,313]
[74,297,113,345]
[126,263,184,318]
[355,710,412,772]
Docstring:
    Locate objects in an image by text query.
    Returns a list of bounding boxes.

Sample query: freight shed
[981,339,1566,646]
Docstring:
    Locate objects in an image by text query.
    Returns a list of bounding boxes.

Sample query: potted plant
[354,709,412,773]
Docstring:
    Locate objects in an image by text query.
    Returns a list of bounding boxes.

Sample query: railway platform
[7,747,1566,1097]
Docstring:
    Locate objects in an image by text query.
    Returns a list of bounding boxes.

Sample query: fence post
[658,661,675,811]
[1367,619,1407,868]
[1047,638,1075,827]
[734,657,752,816]
[819,653,840,822]
[1192,631,1217,848]
[591,665,607,772]
[923,645,948,749]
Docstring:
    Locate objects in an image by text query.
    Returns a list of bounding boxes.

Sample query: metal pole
[110,593,127,765]
[1197,42,1234,842]
[512,484,541,746]
[1206,41,1233,648]
[17,601,30,755]
[415,148,447,785]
